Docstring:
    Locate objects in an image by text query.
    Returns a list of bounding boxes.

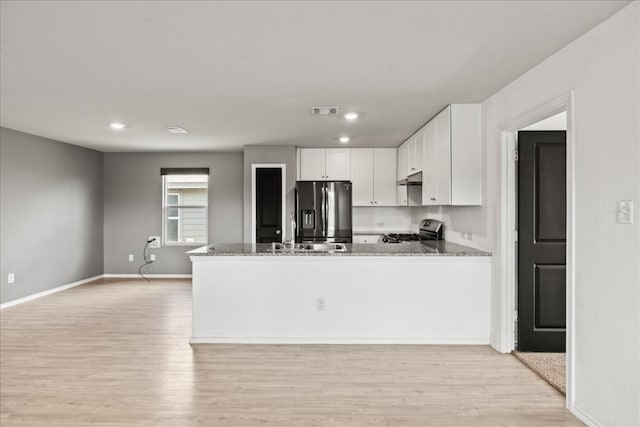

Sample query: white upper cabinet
[397,141,409,180]
[422,119,438,204]
[350,149,375,206]
[350,148,397,206]
[324,149,351,180]
[397,127,424,180]
[407,129,423,174]
[299,149,325,180]
[298,148,351,181]
[422,104,481,206]
[373,148,397,206]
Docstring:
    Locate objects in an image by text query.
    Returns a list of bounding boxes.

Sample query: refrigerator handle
[321,184,327,237]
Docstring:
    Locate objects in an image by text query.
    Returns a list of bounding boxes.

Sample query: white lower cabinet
[350,148,397,206]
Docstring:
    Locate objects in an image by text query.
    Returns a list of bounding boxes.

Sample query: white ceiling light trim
[339,136,350,144]
[109,122,126,130]
[344,112,359,121]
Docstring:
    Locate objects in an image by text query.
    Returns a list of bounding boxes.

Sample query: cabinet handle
[374,201,377,204]
[431,197,436,201]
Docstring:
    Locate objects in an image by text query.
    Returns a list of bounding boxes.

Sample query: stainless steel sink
[298,243,347,252]
[268,242,347,253]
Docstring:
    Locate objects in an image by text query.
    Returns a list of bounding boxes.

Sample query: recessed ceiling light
[344,112,359,121]
[163,126,189,134]
[339,136,350,144]
[109,122,126,130]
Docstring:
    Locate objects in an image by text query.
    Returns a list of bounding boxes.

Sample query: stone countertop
[352,230,413,235]
[187,241,491,257]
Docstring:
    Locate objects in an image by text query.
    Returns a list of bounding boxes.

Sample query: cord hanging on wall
[138,238,156,282]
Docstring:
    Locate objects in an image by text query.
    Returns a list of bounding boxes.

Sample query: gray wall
[0,127,104,304]
[104,152,243,274]
[243,145,297,243]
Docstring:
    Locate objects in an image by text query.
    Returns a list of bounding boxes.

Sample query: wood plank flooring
[0,278,582,426]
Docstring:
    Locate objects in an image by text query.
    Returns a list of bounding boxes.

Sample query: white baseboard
[571,404,601,427]
[0,274,103,310]
[190,336,491,345]
[103,274,192,279]
[1,273,192,309]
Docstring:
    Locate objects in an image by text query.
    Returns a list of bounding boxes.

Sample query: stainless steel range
[382,219,443,243]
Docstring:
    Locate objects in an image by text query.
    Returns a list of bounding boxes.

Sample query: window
[161,168,209,246]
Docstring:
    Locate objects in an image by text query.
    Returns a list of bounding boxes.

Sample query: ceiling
[0,1,629,152]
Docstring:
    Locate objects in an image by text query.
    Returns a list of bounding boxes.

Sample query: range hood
[398,172,423,186]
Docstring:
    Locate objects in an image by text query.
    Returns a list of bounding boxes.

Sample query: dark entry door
[256,168,282,243]
[517,131,566,352]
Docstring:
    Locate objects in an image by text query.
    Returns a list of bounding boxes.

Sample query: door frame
[251,164,287,244]
[497,92,575,408]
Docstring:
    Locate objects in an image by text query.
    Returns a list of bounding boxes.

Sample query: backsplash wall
[352,207,412,233]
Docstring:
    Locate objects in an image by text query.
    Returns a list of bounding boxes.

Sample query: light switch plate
[8,273,15,284]
[617,200,634,224]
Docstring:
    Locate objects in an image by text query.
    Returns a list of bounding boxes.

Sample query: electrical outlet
[316,297,326,311]
[150,254,156,261]
[617,200,634,224]
[128,254,134,262]
[8,273,15,284]
[461,232,467,239]
[467,232,473,241]
[148,236,161,248]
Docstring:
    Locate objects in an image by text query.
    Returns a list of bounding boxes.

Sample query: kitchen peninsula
[188,241,491,345]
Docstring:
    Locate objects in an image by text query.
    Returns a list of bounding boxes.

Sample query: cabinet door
[413,128,424,173]
[422,120,438,205]
[350,149,374,206]
[397,185,408,206]
[373,148,397,206]
[325,148,351,180]
[299,149,325,180]
[435,107,452,204]
[397,142,409,180]
[407,136,418,174]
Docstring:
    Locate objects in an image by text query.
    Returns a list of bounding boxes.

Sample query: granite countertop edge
[187,242,491,257]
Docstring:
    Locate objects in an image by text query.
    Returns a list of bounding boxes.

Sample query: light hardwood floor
[0,278,582,426]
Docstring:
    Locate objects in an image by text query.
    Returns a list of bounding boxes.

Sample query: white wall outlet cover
[128,254,134,262]
[148,236,161,248]
[617,200,634,224]
[467,233,473,240]
[150,254,156,261]
[8,273,15,284]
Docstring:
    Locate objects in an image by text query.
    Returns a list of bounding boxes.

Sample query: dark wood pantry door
[517,131,567,352]
[255,168,283,243]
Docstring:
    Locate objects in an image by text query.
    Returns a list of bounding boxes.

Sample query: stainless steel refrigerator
[295,181,352,243]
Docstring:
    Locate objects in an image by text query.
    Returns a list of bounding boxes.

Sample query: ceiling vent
[163,126,189,134]
[311,106,339,116]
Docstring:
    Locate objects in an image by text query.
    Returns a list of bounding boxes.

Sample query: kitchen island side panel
[191,256,490,344]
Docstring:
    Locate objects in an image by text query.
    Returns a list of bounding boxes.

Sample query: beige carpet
[513,352,566,395]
